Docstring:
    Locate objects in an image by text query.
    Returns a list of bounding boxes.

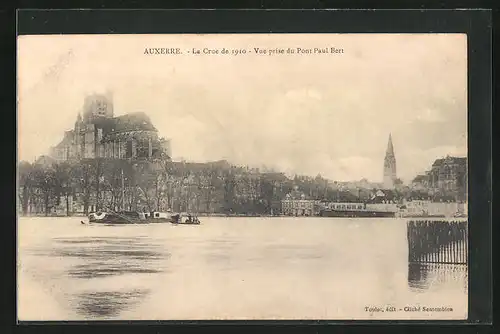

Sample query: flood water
[17,217,468,321]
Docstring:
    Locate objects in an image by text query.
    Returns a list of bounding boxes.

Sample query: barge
[318,202,396,218]
[86,211,201,225]
[87,211,148,224]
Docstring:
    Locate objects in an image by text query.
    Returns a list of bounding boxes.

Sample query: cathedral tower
[383,133,397,189]
[82,92,114,123]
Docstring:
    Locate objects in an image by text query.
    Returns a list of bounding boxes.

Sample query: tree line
[17,158,463,216]
[18,158,292,216]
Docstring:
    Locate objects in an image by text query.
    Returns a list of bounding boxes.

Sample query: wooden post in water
[464,222,467,264]
[464,228,468,264]
[407,219,468,265]
[454,225,458,263]
[447,224,450,263]
[461,227,464,264]
[437,228,441,263]
[461,237,464,264]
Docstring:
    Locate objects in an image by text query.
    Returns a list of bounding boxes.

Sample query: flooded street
[17,217,467,321]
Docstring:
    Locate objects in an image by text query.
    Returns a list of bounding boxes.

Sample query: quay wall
[404,201,467,217]
[366,203,398,212]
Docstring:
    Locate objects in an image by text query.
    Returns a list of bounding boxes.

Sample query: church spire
[383,133,397,189]
[386,133,394,158]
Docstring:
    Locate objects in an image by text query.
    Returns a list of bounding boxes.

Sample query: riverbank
[19,213,283,218]
[18,213,468,219]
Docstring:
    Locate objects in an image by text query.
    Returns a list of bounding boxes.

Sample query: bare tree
[53,162,73,216]
[73,159,94,214]
[32,164,57,216]
[223,168,236,214]
[18,161,34,215]
[134,161,163,212]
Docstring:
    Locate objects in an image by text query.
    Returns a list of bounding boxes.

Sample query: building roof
[412,174,428,183]
[100,112,159,141]
[449,157,467,164]
[432,156,467,167]
[432,158,444,167]
[34,155,56,167]
[112,112,157,133]
[53,130,74,148]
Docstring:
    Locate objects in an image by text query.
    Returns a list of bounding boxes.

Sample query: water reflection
[74,289,150,318]
[408,263,431,290]
[34,236,168,319]
[68,262,162,279]
[408,263,468,292]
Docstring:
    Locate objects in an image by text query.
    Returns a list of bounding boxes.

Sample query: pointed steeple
[386,133,395,158]
[383,133,397,189]
[75,112,83,129]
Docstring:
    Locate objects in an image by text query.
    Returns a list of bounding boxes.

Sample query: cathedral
[383,133,397,189]
[50,92,171,162]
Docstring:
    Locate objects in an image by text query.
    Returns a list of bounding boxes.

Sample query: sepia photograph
[17,33,468,321]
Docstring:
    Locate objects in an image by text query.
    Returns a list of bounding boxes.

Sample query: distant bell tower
[383,133,397,189]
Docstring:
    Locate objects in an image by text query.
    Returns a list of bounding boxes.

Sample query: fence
[407,220,468,265]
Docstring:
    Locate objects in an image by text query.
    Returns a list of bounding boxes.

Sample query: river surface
[17,217,468,321]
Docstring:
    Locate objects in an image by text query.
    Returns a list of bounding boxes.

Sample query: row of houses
[280,198,467,217]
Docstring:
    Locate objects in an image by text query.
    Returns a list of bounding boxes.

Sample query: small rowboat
[171,212,201,225]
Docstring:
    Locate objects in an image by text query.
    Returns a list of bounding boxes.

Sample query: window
[136,139,150,158]
[126,140,133,158]
[155,213,159,218]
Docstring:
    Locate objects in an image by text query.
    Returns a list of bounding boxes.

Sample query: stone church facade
[50,92,171,162]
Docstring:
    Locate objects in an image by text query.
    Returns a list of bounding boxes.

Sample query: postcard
[17,33,468,321]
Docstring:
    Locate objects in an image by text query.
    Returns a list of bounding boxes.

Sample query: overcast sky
[17,34,467,183]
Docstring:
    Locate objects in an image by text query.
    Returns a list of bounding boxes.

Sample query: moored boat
[171,212,201,225]
[318,202,396,218]
[144,211,177,223]
[87,211,148,224]
[85,210,201,225]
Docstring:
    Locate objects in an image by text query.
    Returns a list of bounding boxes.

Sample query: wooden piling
[407,220,468,265]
